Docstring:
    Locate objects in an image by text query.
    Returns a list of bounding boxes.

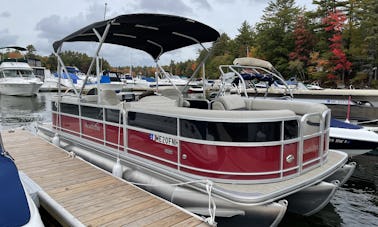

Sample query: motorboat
[37,14,354,226]
[127,73,189,90]
[155,73,189,87]
[125,75,156,90]
[0,133,44,226]
[52,66,94,91]
[0,47,43,96]
[98,70,126,92]
[329,118,378,156]
[220,57,378,157]
[31,65,61,92]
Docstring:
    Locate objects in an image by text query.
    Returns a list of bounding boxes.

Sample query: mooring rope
[126,179,216,225]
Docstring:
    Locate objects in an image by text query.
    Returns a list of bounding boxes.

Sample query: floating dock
[2,129,208,227]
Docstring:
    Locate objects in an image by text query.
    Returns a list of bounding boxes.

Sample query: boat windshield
[2,69,34,78]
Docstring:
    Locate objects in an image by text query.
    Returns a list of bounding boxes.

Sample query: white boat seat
[81,94,98,103]
[212,95,248,110]
[98,90,121,105]
[247,99,328,115]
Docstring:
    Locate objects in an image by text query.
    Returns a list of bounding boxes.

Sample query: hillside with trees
[6,0,377,88]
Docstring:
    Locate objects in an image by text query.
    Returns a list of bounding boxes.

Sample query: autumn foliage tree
[323,10,352,84]
[289,15,316,80]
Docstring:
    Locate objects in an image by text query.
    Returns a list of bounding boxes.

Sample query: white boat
[124,75,155,90]
[155,73,189,87]
[0,47,43,96]
[0,133,44,227]
[98,71,126,92]
[32,66,61,92]
[38,14,354,226]
[127,73,189,90]
[329,118,378,156]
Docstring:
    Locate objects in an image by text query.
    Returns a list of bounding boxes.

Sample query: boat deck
[1,129,208,227]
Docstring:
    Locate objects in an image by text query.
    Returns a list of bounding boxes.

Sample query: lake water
[1,92,377,227]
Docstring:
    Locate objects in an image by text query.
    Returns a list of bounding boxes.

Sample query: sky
[0,0,315,67]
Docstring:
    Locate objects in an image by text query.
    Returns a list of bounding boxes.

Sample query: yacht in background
[0,47,43,96]
[28,58,60,92]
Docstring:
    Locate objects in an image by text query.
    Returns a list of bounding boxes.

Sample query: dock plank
[1,130,207,227]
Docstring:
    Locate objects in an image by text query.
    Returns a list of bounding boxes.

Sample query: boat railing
[52,98,331,183]
[298,109,330,174]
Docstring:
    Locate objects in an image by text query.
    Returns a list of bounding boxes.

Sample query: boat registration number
[149,134,178,147]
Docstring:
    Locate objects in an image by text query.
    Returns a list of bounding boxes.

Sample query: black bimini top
[0,46,27,51]
[53,13,220,60]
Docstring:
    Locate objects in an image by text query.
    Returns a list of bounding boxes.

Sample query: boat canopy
[0,46,27,51]
[53,13,220,60]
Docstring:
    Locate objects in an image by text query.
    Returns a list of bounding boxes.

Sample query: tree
[323,10,352,83]
[289,15,316,80]
[359,0,378,78]
[232,21,255,57]
[255,0,301,76]
[25,45,36,59]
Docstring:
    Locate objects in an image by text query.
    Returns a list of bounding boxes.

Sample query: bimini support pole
[54,49,80,96]
[181,39,217,96]
[156,62,181,93]
[79,22,112,98]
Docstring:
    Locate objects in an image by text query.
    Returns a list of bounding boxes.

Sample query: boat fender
[52,133,60,147]
[112,158,123,178]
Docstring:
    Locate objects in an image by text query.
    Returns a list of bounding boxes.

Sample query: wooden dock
[2,129,208,227]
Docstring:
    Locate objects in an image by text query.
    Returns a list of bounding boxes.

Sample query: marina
[29,13,363,226]
[0,92,378,226]
[0,4,377,226]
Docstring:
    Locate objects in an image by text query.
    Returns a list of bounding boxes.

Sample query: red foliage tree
[289,16,315,65]
[322,10,352,83]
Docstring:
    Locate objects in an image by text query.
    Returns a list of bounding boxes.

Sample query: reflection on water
[0,93,52,132]
[0,92,377,226]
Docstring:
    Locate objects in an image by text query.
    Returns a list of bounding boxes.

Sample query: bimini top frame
[217,57,294,99]
[52,13,220,97]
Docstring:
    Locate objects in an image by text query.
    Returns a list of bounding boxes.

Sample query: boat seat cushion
[212,101,225,110]
[214,95,248,110]
[98,90,121,105]
[81,95,98,103]
[248,99,328,115]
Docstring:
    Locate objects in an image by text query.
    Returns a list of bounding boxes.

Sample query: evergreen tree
[232,21,255,58]
[255,0,300,76]
[358,0,378,77]
[25,45,37,59]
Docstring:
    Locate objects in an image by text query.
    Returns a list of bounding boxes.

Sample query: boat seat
[98,90,121,105]
[212,95,248,110]
[81,94,98,103]
[247,99,328,115]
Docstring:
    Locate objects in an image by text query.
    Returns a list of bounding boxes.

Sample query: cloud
[0,11,10,18]
[0,29,18,47]
[191,0,211,10]
[133,0,193,14]
[36,4,104,43]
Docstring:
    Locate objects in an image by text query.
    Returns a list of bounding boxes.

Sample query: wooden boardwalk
[2,129,208,227]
